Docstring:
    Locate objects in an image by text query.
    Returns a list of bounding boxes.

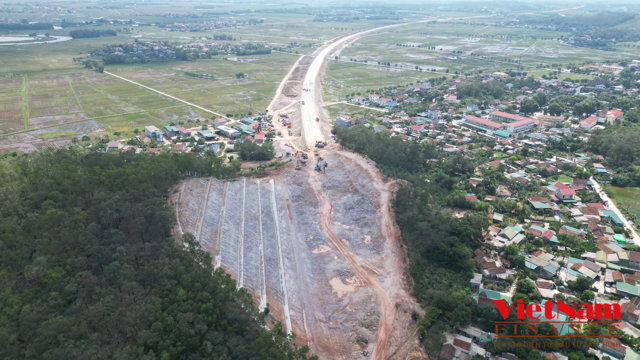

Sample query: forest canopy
[0,150,312,360]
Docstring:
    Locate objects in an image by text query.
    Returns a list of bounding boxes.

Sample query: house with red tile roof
[553,182,576,201]
[464,115,501,131]
[580,115,599,130]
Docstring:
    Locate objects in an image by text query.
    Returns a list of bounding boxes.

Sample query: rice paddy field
[0,2,394,151]
[324,20,640,100]
[0,71,206,138]
[0,51,298,139]
[1,0,639,152]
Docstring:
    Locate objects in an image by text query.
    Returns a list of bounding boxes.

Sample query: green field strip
[21,76,29,131]
[68,80,85,114]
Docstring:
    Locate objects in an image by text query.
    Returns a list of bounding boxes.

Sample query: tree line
[69,29,117,39]
[0,23,53,30]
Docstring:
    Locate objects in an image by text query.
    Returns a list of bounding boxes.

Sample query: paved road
[299,21,430,148]
[554,156,639,243]
[590,176,640,244]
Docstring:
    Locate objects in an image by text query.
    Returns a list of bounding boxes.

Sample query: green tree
[581,289,595,302]
[624,109,639,124]
[547,101,565,116]
[520,98,539,114]
[573,98,599,116]
[534,92,548,107]
[237,140,275,161]
[0,150,313,360]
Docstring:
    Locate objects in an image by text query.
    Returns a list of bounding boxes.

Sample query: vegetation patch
[0,150,314,359]
[42,130,77,140]
[609,186,640,218]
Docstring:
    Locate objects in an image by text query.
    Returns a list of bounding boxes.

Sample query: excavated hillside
[173,148,425,359]
[173,23,427,360]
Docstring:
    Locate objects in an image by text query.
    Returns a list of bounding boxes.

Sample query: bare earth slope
[174,151,424,359]
[174,22,429,360]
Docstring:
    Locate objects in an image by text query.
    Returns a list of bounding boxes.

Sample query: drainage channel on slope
[270,179,293,334]
[237,178,246,289]
[257,179,267,310]
[214,182,229,269]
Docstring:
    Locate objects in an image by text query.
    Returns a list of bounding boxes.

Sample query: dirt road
[308,158,394,360]
[262,21,430,360]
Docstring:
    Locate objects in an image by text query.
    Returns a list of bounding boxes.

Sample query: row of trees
[0,23,53,30]
[69,29,117,39]
[589,125,640,186]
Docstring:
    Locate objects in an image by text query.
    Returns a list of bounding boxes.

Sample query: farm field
[326,103,385,125]
[323,60,442,102]
[325,21,640,100]
[0,51,298,152]
[0,71,209,137]
[105,51,298,117]
[609,186,640,218]
[344,23,639,71]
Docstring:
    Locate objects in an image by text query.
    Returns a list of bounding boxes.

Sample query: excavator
[314,158,328,173]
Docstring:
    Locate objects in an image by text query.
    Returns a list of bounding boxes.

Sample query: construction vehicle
[315,160,328,173]
[315,140,326,148]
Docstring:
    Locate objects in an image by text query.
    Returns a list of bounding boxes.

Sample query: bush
[236,140,274,161]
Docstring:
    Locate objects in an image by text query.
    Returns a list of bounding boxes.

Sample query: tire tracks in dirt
[307,155,395,360]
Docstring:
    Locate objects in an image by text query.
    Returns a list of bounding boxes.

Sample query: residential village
[333,62,640,360]
[90,39,271,64]
[100,113,274,159]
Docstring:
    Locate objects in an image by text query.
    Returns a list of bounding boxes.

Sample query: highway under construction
[174,150,424,360]
[173,21,428,360]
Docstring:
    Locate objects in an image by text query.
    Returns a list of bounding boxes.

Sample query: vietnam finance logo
[493,299,621,338]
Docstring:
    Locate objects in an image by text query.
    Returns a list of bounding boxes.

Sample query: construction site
[172,26,425,360]
[173,149,424,359]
